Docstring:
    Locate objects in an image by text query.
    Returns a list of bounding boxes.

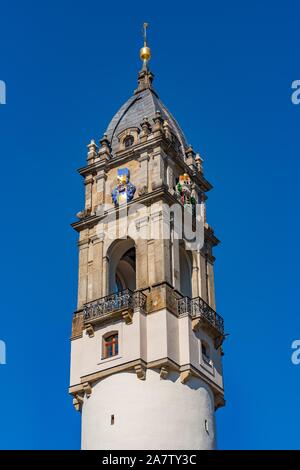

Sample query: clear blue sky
[0,0,299,450]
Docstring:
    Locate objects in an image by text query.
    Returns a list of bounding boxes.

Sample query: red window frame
[104,334,118,358]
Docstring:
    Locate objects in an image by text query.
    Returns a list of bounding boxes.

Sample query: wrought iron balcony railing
[177,296,224,336]
[83,289,147,323]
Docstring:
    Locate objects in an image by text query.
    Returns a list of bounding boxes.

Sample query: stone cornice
[71,187,173,232]
[77,134,212,193]
[77,134,164,177]
[69,356,225,410]
[71,193,220,250]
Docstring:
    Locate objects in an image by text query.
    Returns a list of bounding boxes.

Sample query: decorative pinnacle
[140,22,151,69]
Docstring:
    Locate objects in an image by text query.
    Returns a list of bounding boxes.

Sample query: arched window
[103,333,119,359]
[124,135,134,148]
[108,239,136,294]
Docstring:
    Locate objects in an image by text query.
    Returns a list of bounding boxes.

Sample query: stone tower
[69,26,225,450]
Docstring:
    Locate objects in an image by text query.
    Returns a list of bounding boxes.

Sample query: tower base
[81,369,216,450]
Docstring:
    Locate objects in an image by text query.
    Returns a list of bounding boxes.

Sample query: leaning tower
[69,25,225,450]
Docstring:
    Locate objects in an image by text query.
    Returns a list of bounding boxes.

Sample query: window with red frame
[103,333,119,359]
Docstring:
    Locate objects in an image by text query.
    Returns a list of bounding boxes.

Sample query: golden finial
[140,22,151,66]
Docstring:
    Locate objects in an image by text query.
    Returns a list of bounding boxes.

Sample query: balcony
[82,288,224,346]
[177,296,224,339]
[83,289,147,325]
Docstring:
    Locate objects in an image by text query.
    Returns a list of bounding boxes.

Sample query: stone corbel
[160,366,169,380]
[214,393,225,410]
[191,317,201,332]
[82,382,92,397]
[85,324,95,338]
[121,309,133,325]
[134,364,146,380]
[73,393,84,412]
[180,370,192,384]
[71,313,84,340]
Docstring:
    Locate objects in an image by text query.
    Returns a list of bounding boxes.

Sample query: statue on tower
[176,173,196,209]
[112,168,136,205]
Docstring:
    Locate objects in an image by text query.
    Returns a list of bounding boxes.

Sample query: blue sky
[0,0,299,449]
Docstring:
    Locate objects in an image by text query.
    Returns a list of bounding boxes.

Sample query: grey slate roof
[105,88,187,156]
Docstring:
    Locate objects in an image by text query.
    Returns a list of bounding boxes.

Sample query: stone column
[150,205,172,285]
[91,234,104,300]
[172,238,180,291]
[138,152,149,194]
[196,250,202,298]
[166,163,175,194]
[135,216,149,289]
[147,239,156,286]
[206,259,216,310]
[191,250,199,299]
[94,170,107,214]
[77,236,89,309]
[199,252,208,303]
[151,146,166,191]
[102,255,109,297]
[84,174,93,212]
[87,242,93,302]
[152,209,162,284]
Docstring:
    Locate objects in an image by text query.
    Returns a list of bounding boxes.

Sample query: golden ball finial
[140,22,151,63]
[140,46,151,62]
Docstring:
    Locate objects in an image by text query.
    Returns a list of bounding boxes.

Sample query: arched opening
[108,238,136,294]
[179,246,192,298]
[115,247,136,292]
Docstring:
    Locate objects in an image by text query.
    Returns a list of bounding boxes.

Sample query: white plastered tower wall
[81,371,216,450]
[69,42,225,450]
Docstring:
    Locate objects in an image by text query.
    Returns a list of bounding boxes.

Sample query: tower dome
[105,79,188,156]
[105,21,187,157]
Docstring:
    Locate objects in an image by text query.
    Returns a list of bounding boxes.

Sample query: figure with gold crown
[176,173,196,210]
[112,168,136,206]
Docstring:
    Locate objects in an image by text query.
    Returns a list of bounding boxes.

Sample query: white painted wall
[70,309,223,390]
[81,369,216,450]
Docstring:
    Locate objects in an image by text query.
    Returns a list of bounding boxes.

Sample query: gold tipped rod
[140,22,151,67]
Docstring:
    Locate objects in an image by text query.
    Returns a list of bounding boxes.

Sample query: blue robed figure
[111,168,136,206]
